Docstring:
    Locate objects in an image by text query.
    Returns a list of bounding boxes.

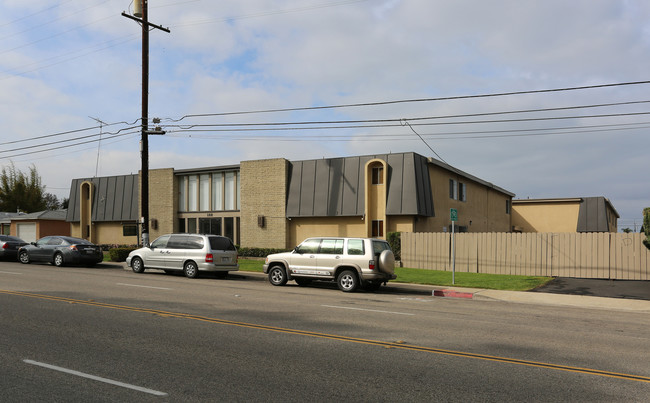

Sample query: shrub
[644,208,650,250]
[108,247,137,262]
[387,231,401,261]
[237,247,291,258]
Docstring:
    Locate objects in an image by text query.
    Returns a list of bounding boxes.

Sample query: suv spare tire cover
[378,250,395,275]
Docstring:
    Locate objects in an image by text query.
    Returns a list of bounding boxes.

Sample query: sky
[0,0,649,231]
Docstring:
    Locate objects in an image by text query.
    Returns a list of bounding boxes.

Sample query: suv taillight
[1,243,8,249]
[369,260,375,270]
[205,253,214,263]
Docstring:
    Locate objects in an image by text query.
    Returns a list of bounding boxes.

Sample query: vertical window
[459,182,466,202]
[179,177,187,212]
[225,172,235,210]
[187,218,197,233]
[372,220,384,237]
[506,200,511,214]
[236,172,241,210]
[224,217,234,241]
[199,174,210,211]
[212,173,223,211]
[371,166,383,185]
[178,218,186,233]
[188,175,198,211]
[449,179,458,200]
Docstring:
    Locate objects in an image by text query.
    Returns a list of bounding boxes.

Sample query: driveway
[532,277,650,301]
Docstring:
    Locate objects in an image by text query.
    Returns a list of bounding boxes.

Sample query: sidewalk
[113,262,650,313]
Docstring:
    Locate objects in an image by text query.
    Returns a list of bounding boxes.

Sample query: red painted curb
[433,289,474,299]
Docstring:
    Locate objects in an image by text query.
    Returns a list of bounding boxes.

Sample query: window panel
[212,173,223,211]
[225,172,235,210]
[199,174,210,211]
[178,176,186,212]
[188,175,198,211]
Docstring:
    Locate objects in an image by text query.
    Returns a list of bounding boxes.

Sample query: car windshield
[151,235,170,248]
[296,239,320,254]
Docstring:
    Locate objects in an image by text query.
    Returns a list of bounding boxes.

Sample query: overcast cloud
[1,0,648,230]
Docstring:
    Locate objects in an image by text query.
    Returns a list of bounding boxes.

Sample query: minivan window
[151,235,171,249]
[209,236,235,251]
[168,235,204,249]
[296,239,320,254]
[185,235,204,249]
[347,239,364,255]
[319,239,344,254]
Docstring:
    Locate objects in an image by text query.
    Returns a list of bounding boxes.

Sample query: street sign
[450,208,458,222]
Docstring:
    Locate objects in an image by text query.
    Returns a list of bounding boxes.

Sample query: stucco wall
[145,168,176,240]
[512,202,581,232]
[415,164,512,232]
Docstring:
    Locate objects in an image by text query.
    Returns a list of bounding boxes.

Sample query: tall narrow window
[371,220,384,237]
[371,166,384,185]
[449,179,458,200]
[199,174,210,211]
[225,172,235,210]
[212,173,223,211]
[188,175,198,211]
[506,200,511,214]
[178,176,187,212]
[459,182,466,202]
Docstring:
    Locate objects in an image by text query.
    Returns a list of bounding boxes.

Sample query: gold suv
[263,237,396,292]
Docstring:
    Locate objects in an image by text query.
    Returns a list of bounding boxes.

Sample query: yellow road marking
[3,289,649,384]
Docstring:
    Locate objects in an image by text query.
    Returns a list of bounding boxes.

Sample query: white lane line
[321,305,415,316]
[116,283,171,290]
[23,359,167,396]
[0,271,22,275]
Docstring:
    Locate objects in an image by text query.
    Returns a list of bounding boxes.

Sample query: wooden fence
[401,232,650,280]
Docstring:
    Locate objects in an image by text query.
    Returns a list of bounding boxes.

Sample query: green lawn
[237,258,551,291]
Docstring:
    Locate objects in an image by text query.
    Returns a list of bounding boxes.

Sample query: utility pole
[122,1,169,246]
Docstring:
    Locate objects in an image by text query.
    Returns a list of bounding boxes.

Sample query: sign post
[450,208,458,284]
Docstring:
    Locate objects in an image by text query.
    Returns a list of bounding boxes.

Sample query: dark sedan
[18,236,103,267]
[0,235,28,260]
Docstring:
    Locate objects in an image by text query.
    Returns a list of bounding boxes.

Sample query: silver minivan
[126,234,238,278]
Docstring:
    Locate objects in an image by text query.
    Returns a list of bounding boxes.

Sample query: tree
[0,162,47,213]
[43,193,61,210]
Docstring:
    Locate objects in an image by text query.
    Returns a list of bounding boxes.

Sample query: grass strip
[238,258,551,291]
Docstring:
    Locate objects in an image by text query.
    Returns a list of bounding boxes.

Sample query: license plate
[221,257,230,262]
[86,250,95,254]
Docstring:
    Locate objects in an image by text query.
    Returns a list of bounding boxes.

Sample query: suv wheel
[337,270,359,292]
[183,261,199,278]
[268,265,287,286]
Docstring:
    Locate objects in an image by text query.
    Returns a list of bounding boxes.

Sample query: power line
[167,81,650,121]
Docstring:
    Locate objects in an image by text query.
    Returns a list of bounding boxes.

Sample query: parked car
[18,236,103,267]
[126,233,239,278]
[0,235,28,260]
[263,237,396,292]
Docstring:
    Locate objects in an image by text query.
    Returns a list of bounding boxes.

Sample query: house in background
[9,210,70,243]
[66,174,139,245]
[511,197,619,233]
[0,212,21,235]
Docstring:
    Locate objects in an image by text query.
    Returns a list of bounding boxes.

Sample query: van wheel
[131,257,145,273]
[337,270,359,292]
[268,265,287,286]
[183,261,199,278]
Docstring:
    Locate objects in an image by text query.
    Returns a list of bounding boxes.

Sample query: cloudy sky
[1,0,649,230]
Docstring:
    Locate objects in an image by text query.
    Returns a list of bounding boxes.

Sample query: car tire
[53,253,64,267]
[183,261,199,278]
[295,278,312,287]
[378,250,395,274]
[131,257,145,273]
[268,265,287,286]
[337,270,359,293]
[18,251,30,264]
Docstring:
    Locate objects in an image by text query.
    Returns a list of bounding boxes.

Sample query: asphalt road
[1,262,649,402]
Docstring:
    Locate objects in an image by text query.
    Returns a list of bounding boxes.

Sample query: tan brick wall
[140,168,176,241]
[240,158,288,248]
